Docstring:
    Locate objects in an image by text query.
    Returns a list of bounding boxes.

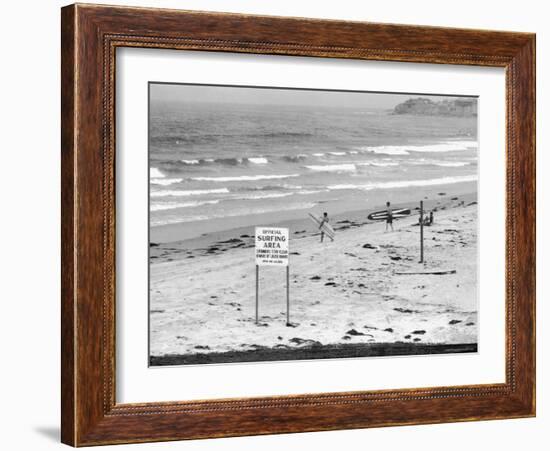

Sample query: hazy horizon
[150,83,475,110]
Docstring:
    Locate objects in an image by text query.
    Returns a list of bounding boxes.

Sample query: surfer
[385,201,394,232]
[319,212,334,243]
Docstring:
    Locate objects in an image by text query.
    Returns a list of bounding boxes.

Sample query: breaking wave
[150,200,220,211]
[328,174,478,191]
[191,174,300,182]
[305,164,357,172]
[356,141,477,156]
[150,188,230,198]
[150,167,165,178]
[150,178,183,186]
[248,157,268,164]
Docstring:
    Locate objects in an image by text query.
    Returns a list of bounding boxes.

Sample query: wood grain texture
[60,5,76,446]
[61,3,536,446]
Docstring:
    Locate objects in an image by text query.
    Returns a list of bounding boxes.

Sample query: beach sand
[149,190,478,365]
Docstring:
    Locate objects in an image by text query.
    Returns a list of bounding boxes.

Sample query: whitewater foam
[358,146,409,156]
[245,184,303,192]
[247,157,268,164]
[150,178,183,186]
[305,164,356,172]
[357,140,478,156]
[328,174,477,191]
[407,142,478,153]
[236,192,294,200]
[431,161,470,167]
[358,161,399,167]
[150,167,165,178]
[191,174,300,182]
[151,200,220,211]
[410,159,470,167]
[443,140,478,147]
[150,188,230,197]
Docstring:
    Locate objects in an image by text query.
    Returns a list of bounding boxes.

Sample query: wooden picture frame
[61,3,535,446]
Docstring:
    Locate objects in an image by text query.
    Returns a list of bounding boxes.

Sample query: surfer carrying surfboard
[385,201,394,232]
[319,212,334,243]
[308,212,336,243]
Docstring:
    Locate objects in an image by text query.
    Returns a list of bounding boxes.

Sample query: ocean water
[149,100,478,228]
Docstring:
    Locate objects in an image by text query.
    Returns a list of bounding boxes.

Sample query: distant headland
[393,97,477,117]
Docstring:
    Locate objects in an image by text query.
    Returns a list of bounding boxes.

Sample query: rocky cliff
[393,97,477,117]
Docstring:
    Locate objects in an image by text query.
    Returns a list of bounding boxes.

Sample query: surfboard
[308,213,335,239]
[367,208,411,221]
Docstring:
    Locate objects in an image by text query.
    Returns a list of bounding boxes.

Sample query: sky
[150,83,473,110]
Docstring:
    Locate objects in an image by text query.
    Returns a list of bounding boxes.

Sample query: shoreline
[150,180,478,244]
[150,187,477,264]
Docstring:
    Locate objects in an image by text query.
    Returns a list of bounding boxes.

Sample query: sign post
[286,266,290,326]
[255,227,290,325]
[419,200,424,263]
[255,264,259,324]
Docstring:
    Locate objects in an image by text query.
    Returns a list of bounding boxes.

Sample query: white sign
[255,227,289,266]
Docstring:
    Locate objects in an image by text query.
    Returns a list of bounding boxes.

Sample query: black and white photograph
[1,0,543,448]
[148,83,479,366]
